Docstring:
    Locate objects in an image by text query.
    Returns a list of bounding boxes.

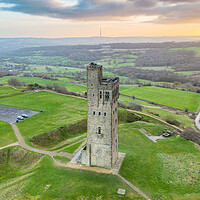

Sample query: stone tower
[81,63,119,168]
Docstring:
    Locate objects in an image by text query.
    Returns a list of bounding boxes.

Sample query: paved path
[57,138,86,153]
[0,142,19,150]
[110,153,126,175]
[195,112,200,130]
[54,160,111,174]
[72,140,87,156]
[11,124,73,159]
[139,129,167,143]
[118,174,151,200]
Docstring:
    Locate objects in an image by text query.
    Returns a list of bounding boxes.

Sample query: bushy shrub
[8,77,24,87]
[118,110,142,123]
[165,115,181,126]
[46,83,53,90]
[27,83,44,90]
[180,126,200,145]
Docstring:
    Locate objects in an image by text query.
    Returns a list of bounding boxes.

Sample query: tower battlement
[82,63,119,168]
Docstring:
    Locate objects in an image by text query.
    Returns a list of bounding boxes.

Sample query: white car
[17,116,24,120]
[22,114,28,118]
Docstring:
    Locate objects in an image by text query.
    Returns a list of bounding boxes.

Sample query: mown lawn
[0,91,87,144]
[119,122,200,199]
[0,147,141,200]
[0,121,17,147]
[120,86,200,112]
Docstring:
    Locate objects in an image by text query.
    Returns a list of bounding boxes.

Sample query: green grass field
[0,121,17,147]
[0,147,141,199]
[27,64,85,74]
[138,66,174,71]
[120,86,200,112]
[0,91,88,145]
[186,47,200,57]
[119,122,200,199]
[142,107,195,129]
[97,58,135,68]
[0,86,22,95]
[0,76,87,93]
[175,71,200,75]
[119,95,155,107]
[59,141,84,153]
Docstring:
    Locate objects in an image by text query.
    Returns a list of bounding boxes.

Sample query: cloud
[1,0,200,23]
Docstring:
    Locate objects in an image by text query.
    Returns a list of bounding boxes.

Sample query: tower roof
[88,62,102,69]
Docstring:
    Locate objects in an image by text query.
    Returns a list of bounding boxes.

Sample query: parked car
[22,114,28,118]
[17,116,24,120]
[162,132,171,137]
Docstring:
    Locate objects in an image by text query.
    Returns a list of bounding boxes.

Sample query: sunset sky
[0,0,200,38]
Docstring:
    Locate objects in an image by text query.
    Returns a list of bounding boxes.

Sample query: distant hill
[1,36,200,54]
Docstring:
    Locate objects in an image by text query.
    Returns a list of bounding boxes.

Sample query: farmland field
[175,71,200,75]
[0,76,87,93]
[119,95,155,107]
[26,64,85,74]
[186,47,200,57]
[138,66,173,71]
[120,86,200,112]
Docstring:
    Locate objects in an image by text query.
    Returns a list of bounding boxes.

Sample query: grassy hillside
[120,86,200,112]
[0,121,17,147]
[0,86,22,95]
[119,122,200,199]
[142,107,195,129]
[0,147,141,200]
[0,76,87,93]
[0,91,87,145]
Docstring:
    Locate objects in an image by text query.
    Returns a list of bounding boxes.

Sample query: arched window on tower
[105,91,110,101]
[98,127,101,134]
[100,91,102,99]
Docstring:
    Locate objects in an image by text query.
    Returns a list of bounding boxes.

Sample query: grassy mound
[31,119,87,148]
[0,146,42,175]
[0,151,141,200]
